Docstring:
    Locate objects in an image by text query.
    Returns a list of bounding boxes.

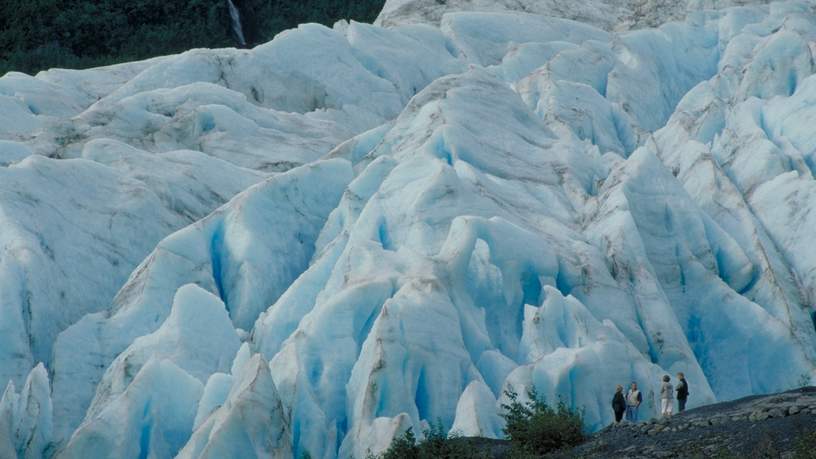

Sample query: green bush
[376,421,490,459]
[378,427,420,459]
[500,387,586,457]
[377,388,586,458]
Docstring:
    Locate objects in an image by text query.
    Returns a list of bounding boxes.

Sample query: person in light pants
[625,382,642,421]
[660,374,674,417]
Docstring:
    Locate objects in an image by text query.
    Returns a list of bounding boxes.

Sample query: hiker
[676,372,689,412]
[625,382,642,422]
[612,385,626,424]
[660,375,674,417]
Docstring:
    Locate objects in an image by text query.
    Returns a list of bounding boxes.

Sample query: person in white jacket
[625,382,642,421]
[660,374,674,417]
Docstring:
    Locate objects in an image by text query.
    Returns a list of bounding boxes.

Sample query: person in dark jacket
[612,385,626,423]
[676,372,689,412]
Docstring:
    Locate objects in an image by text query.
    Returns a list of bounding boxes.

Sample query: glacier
[1,0,816,457]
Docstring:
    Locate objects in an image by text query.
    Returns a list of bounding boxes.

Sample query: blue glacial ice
[0,1,815,458]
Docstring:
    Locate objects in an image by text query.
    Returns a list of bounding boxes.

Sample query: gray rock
[768,408,785,419]
[560,388,816,459]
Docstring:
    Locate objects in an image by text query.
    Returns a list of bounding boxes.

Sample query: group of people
[611,373,689,423]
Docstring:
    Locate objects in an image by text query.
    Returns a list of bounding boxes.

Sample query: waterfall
[227,0,247,47]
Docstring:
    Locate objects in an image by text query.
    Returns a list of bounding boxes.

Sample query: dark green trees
[0,0,385,75]
[501,388,586,456]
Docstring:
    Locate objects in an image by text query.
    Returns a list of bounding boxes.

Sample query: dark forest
[0,0,385,75]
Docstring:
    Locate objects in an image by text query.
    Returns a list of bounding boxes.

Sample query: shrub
[500,387,586,456]
[376,421,490,459]
[379,428,419,459]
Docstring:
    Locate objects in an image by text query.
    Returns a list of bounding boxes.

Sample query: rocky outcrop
[566,387,816,458]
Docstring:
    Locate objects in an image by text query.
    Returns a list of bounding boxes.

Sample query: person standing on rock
[676,372,689,412]
[612,385,627,423]
[660,375,674,417]
[626,382,642,421]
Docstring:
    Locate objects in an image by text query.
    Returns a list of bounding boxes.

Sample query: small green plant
[379,428,419,459]
[417,420,457,458]
[376,420,490,459]
[500,387,586,456]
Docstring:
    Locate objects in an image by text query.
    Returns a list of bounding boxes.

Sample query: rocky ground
[561,387,816,458]
[463,387,816,458]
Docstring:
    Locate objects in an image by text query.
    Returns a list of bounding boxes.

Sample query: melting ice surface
[2,0,816,457]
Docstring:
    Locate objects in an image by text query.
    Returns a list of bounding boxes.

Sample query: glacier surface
[1,0,816,458]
